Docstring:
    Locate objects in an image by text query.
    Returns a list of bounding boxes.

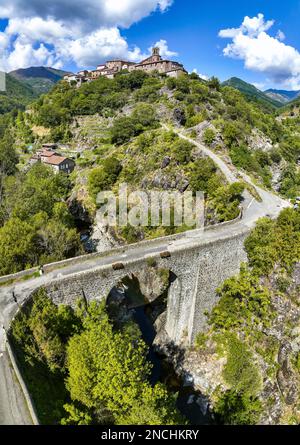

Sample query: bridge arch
[105,269,178,337]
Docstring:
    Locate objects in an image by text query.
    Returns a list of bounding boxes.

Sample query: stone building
[30,147,75,174]
[128,47,186,77]
[65,47,187,86]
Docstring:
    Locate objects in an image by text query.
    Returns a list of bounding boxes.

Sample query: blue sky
[1,1,300,90]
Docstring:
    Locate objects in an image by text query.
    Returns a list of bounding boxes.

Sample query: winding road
[0,125,291,425]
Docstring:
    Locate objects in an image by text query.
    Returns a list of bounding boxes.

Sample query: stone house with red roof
[31,146,75,174]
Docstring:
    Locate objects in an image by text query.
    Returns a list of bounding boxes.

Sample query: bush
[88,157,122,199]
[187,158,217,194]
[245,208,300,274]
[214,390,262,425]
[203,128,216,145]
[111,117,137,145]
[131,103,158,129]
[222,334,262,397]
[210,265,271,331]
[210,182,245,222]
[171,139,194,164]
[111,104,158,145]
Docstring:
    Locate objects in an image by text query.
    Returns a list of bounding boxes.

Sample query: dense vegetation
[10,67,68,95]
[195,207,300,425]
[222,77,282,111]
[0,126,82,275]
[0,74,36,114]
[10,291,184,425]
[0,67,299,267]
[2,65,300,425]
[27,69,300,201]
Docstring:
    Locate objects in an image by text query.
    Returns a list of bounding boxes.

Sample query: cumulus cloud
[252,82,266,91]
[61,28,149,67]
[151,39,178,57]
[219,13,300,88]
[276,30,285,41]
[192,68,208,80]
[0,0,173,31]
[0,0,175,71]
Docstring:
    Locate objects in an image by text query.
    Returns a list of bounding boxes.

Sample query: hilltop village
[64,47,187,86]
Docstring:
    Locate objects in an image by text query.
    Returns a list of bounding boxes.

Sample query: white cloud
[62,28,148,67]
[218,28,241,39]
[219,13,300,88]
[151,39,178,57]
[219,13,274,39]
[192,68,208,80]
[0,0,173,32]
[252,82,266,91]
[0,0,175,71]
[276,30,285,41]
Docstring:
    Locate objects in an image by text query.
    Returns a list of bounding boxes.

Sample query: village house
[64,47,187,86]
[30,145,75,174]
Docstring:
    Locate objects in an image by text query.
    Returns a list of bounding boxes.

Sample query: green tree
[203,128,216,146]
[215,390,262,425]
[210,265,271,331]
[131,103,157,129]
[110,117,136,145]
[66,302,183,425]
[208,76,221,91]
[88,157,121,199]
[171,139,193,164]
[222,334,262,397]
[12,163,71,220]
[0,130,19,176]
[0,217,36,274]
[187,158,217,194]
[210,182,244,222]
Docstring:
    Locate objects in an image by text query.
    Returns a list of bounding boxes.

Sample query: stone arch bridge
[0,179,288,345]
[0,127,291,347]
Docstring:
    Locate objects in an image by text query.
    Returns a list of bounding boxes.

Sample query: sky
[1,0,300,91]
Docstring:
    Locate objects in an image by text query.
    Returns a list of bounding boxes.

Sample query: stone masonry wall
[5,229,249,346]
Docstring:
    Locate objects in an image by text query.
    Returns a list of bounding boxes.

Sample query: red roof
[43,155,68,166]
[39,149,58,157]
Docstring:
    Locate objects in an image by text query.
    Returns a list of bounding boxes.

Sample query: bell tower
[151,47,161,62]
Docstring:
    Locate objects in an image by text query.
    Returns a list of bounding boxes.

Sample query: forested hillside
[10,67,69,95]
[1,69,300,275]
[0,73,36,114]
[222,77,283,110]
[1,67,300,425]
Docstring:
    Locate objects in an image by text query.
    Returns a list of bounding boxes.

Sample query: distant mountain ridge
[0,66,69,115]
[222,77,283,110]
[0,73,36,114]
[9,66,69,95]
[264,89,300,104]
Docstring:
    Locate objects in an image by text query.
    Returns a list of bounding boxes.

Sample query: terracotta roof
[38,149,58,158]
[43,155,68,166]
[134,60,184,68]
[106,60,135,64]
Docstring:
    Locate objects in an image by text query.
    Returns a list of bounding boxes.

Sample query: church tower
[151,47,161,62]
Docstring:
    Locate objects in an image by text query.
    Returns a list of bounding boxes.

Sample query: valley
[0,66,300,426]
